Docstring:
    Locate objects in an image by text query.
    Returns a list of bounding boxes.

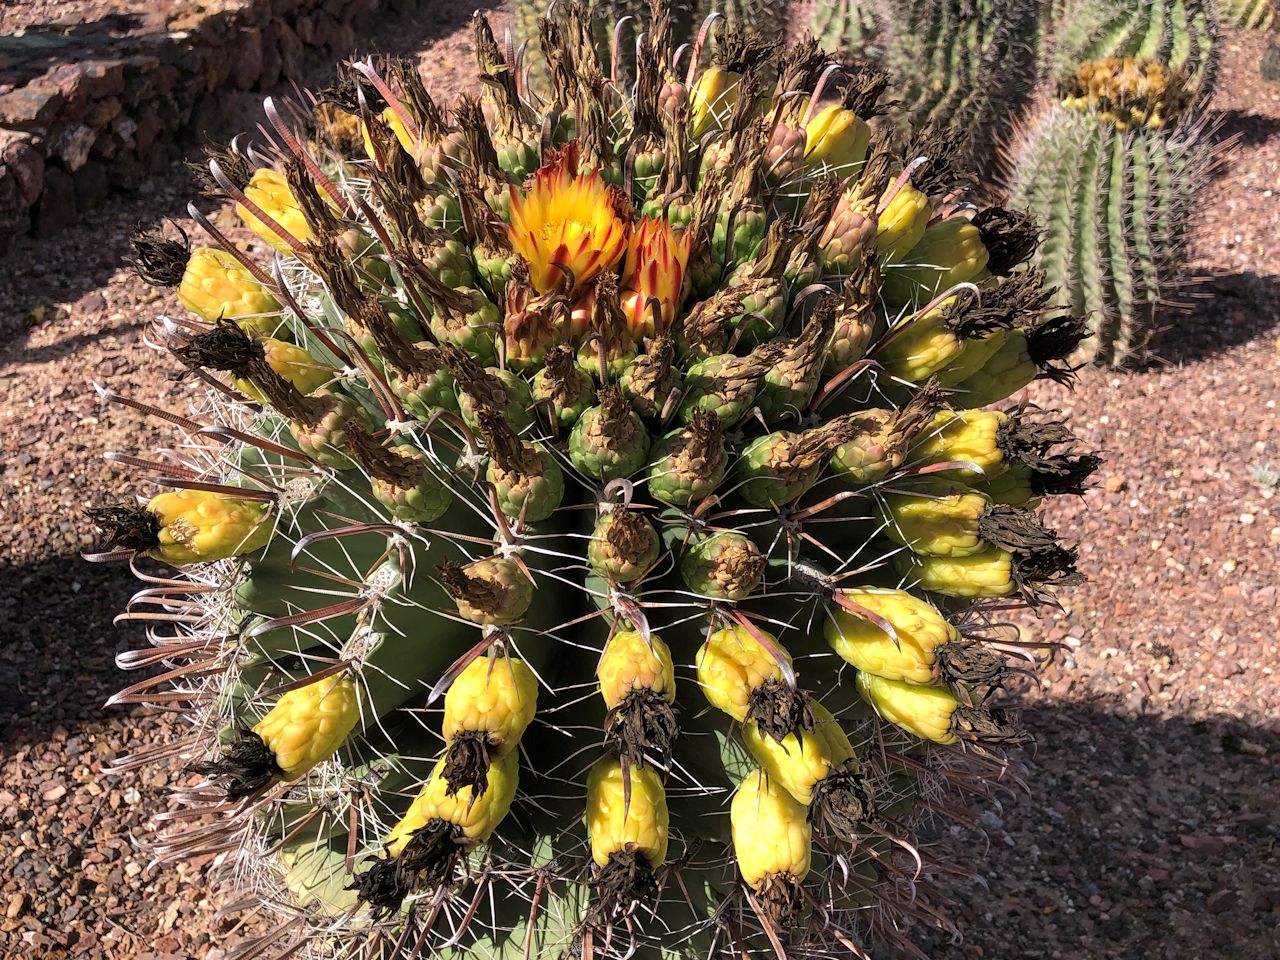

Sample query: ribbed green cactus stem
[810,0,884,59]
[1046,0,1220,100]
[1007,100,1218,365]
[1218,0,1275,28]
[880,0,1043,169]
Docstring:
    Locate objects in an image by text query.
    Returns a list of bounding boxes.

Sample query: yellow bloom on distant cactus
[178,247,281,334]
[855,672,959,744]
[386,752,519,857]
[689,66,740,138]
[442,655,538,754]
[253,674,361,780]
[620,217,692,338]
[731,768,811,888]
[237,168,313,252]
[825,589,958,684]
[1061,57,1186,130]
[895,545,1016,598]
[598,630,676,710]
[586,758,669,869]
[742,719,833,806]
[696,625,791,723]
[876,183,931,264]
[231,338,332,403]
[146,489,272,565]
[507,142,632,296]
[804,104,871,175]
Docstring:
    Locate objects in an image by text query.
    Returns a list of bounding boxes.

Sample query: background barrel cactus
[1218,0,1276,28]
[1045,0,1221,100]
[814,0,1043,171]
[89,2,1096,957]
[1007,57,1221,364]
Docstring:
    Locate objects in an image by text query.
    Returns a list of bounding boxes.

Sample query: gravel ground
[1,10,1278,960]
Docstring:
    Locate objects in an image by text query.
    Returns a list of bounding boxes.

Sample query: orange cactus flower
[620,216,692,338]
[507,142,633,296]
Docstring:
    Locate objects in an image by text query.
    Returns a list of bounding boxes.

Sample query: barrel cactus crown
[91,3,1096,957]
[1007,56,1220,365]
[1046,0,1220,100]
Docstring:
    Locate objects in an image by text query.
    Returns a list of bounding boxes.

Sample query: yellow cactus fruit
[386,752,519,860]
[354,752,519,917]
[742,717,833,806]
[881,218,991,307]
[856,672,959,744]
[803,104,871,175]
[442,654,538,755]
[934,327,1011,387]
[237,167,314,251]
[875,183,931,264]
[895,545,1016,598]
[875,304,964,383]
[362,107,417,161]
[184,672,360,803]
[696,625,791,723]
[177,247,282,334]
[881,486,992,558]
[969,462,1038,508]
[953,329,1036,408]
[825,589,959,684]
[598,630,677,709]
[689,66,740,139]
[598,629,680,764]
[731,768,811,889]
[143,489,272,565]
[908,410,1009,480]
[253,674,362,780]
[231,338,332,403]
[586,758,669,869]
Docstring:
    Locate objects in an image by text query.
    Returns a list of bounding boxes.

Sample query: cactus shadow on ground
[1149,270,1280,367]
[927,702,1280,960]
[1209,107,1280,148]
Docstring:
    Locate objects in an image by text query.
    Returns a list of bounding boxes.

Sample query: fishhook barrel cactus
[1007,57,1220,364]
[90,3,1096,957]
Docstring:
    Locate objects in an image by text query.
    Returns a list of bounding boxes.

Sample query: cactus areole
[89,3,1096,957]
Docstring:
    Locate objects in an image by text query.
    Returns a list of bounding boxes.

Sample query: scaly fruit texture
[1045,0,1220,102]
[1007,67,1218,365]
[92,5,1096,959]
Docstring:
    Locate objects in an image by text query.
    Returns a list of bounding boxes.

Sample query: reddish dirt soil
[0,8,1277,960]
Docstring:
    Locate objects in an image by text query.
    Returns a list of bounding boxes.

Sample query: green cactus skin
[95,8,1096,960]
[1218,0,1275,29]
[811,0,884,59]
[1007,102,1216,365]
[1046,0,1220,99]
[880,0,1043,169]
